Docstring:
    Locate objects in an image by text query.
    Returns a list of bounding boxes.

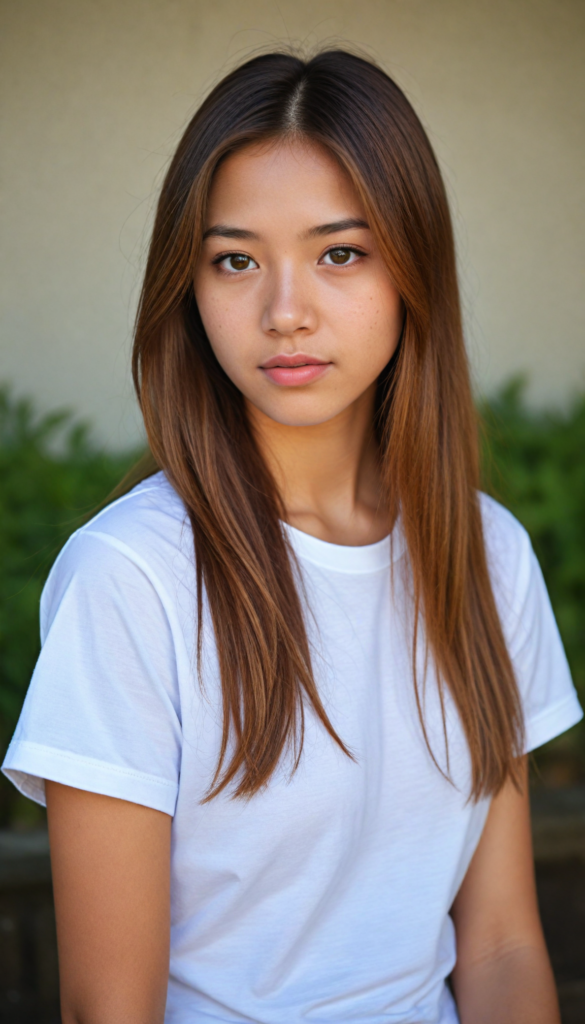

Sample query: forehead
[206,139,363,223]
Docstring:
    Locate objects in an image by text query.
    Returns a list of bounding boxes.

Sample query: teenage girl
[3,50,582,1024]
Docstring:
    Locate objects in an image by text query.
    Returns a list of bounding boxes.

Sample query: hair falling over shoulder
[132,49,524,801]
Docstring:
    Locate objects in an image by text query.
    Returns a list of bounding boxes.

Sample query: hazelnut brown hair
[133,50,523,800]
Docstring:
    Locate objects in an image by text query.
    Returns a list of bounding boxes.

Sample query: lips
[260,353,331,386]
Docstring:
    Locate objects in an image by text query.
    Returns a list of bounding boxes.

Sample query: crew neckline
[282,521,405,574]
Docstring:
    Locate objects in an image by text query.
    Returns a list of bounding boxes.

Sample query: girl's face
[194,139,403,428]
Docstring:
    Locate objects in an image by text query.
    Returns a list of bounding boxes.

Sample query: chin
[252,395,349,429]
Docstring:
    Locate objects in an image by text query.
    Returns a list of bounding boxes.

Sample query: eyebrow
[304,218,369,238]
[202,225,258,241]
[202,218,370,242]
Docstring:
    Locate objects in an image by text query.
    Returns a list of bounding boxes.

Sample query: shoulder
[78,471,187,550]
[478,493,555,665]
[478,493,535,634]
[41,473,192,636]
[478,496,582,747]
[478,492,532,579]
[58,471,187,564]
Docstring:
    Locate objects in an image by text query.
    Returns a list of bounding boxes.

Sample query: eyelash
[211,245,368,273]
[211,252,258,274]
[321,245,367,266]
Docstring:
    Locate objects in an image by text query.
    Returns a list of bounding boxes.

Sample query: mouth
[260,353,332,387]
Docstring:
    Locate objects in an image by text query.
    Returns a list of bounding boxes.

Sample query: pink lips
[260,353,331,386]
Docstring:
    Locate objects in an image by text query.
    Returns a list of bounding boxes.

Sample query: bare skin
[46,782,171,1024]
[451,759,560,1023]
[48,139,560,1023]
[194,139,402,546]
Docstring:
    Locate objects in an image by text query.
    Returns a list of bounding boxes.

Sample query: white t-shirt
[3,473,582,1024]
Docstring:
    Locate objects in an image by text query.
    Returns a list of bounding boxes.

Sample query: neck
[246,384,389,546]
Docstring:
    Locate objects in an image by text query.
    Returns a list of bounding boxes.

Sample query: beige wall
[1,0,584,447]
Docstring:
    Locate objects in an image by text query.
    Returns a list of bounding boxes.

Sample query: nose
[261,262,317,338]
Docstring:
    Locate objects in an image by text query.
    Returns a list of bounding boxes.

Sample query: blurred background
[0,0,584,1021]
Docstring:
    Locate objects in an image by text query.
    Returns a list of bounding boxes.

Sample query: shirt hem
[2,740,178,815]
[524,691,583,753]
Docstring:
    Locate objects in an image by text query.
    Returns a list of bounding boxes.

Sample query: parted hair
[132,49,524,800]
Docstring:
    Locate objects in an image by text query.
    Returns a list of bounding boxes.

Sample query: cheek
[196,287,230,345]
[196,287,253,377]
[336,284,402,370]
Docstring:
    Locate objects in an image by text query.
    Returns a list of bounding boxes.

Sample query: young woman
[3,50,582,1024]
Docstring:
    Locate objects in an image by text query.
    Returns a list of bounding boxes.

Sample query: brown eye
[215,253,259,273]
[330,248,351,264]
[228,254,251,271]
[323,247,360,266]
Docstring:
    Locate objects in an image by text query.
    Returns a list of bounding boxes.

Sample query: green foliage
[0,388,140,825]
[480,378,585,780]
[0,381,583,824]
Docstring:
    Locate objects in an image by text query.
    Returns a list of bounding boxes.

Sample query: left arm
[451,757,560,1024]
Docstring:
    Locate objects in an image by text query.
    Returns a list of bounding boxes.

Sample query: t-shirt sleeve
[490,510,583,753]
[2,529,183,815]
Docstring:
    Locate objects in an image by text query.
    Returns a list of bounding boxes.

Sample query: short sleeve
[2,529,183,815]
[495,523,583,753]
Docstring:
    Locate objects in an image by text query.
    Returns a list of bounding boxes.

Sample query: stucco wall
[1,0,584,446]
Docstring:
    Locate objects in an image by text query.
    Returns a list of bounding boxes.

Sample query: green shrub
[480,379,585,782]
[0,388,140,825]
[0,382,583,825]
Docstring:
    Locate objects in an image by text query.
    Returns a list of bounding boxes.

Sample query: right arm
[46,781,172,1024]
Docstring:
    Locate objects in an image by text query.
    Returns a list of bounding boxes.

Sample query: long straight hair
[133,50,523,800]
